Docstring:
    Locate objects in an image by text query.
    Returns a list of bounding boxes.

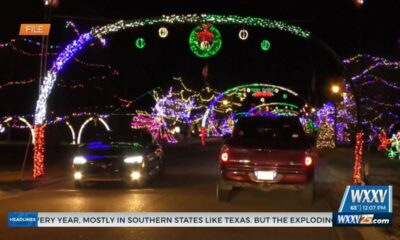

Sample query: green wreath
[189,25,222,58]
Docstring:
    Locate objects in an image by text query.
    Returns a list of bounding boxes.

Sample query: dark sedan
[72,130,164,188]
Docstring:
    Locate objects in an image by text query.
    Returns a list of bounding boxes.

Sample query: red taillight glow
[305,156,313,166]
[221,152,229,162]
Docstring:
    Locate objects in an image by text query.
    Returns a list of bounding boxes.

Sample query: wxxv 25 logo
[333,185,393,226]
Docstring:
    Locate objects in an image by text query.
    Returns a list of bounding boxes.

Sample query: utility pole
[39,0,58,91]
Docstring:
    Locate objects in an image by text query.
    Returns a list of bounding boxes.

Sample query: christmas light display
[92,14,310,39]
[65,20,80,36]
[9,39,58,57]
[77,117,111,144]
[0,37,62,50]
[378,132,391,152]
[35,14,310,126]
[260,39,271,51]
[35,32,93,125]
[135,38,146,49]
[33,125,45,178]
[335,86,355,144]
[2,117,35,144]
[158,27,169,38]
[353,132,364,184]
[131,111,177,143]
[316,117,336,149]
[152,87,199,124]
[246,102,299,117]
[338,54,400,145]
[189,24,222,58]
[238,29,249,40]
[300,117,317,134]
[0,123,5,133]
[387,132,400,160]
[201,83,302,129]
[0,78,35,90]
[316,102,335,125]
[65,121,76,144]
[30,14,310,178]
[378,131,400,160]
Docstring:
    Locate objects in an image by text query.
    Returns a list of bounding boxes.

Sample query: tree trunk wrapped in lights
[316,118,336,149]
[33,125,46,178]
[353,132,364,184]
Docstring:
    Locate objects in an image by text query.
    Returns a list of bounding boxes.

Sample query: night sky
[1,0,399,115]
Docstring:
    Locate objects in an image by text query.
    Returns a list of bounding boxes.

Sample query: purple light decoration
[35,32,93,125]
[152,87,199,124]
[338,54,400,143]
[317,102,335,126]
[52,33,93,72]
[131,113,177,144]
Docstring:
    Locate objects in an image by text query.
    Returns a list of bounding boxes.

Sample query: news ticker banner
[9,212,333,227]
[7,185,393,228]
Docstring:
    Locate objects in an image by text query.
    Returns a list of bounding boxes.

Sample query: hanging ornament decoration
[261,39,271,51]
[238,29,248,40]
[135,38,146,49]
[158,27,169,38]
[189,24,222,58]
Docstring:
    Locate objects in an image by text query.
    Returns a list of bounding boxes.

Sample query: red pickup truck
[217,116,316,203]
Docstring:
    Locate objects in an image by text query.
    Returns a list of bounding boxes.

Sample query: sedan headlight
[124,156,143,164]
[73,156,87,165]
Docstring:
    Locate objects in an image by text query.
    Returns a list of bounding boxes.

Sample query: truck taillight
[220,152,229,162]
[305,156,313,166]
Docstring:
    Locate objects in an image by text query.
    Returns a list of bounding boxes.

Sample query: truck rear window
[230,117,309,148]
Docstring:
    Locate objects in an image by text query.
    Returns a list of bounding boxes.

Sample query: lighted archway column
[33,33,93,178]
[353,131,364,184]
[33,125,45,178]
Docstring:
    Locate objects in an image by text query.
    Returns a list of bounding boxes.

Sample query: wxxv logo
[334,213,391,226]
[333,185,393,226]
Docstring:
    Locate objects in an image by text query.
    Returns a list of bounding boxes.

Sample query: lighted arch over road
[3,117,35,144]
[31,14,311,178]
[246,102,300,117]
[201,83,305,128]
[77,117,111,144]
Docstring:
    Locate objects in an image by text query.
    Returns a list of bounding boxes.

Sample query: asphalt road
[0,141,374,240]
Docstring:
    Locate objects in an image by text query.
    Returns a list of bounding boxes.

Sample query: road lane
[0,142,364,240]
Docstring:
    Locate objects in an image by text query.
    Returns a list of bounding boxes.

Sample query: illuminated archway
[32,14,311,178]
[3,117,35,144]
[77,117,111,144]
[65,121,76,145]
[200,83,306,129]
[246,102,300,117]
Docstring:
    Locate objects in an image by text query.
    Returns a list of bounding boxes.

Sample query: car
[72,130,164,188]
[217,116,317,203]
